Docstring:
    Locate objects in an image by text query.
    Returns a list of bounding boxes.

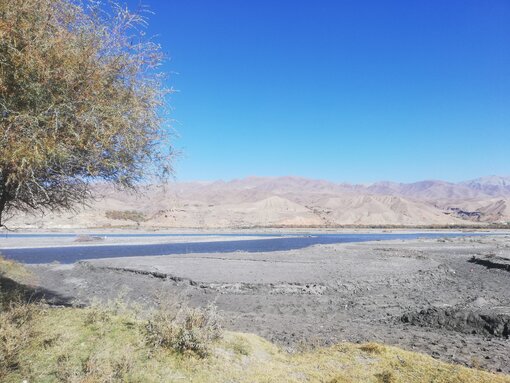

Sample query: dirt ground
[23,235,510,373]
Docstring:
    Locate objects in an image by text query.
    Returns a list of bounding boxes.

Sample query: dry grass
[145,301,222,357]
[228,336,252,356]
[359,342,386,354]
[0,255,34,285]
[0,302,43,379]
[0,304,508,383]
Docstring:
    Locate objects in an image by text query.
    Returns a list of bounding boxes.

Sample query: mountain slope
[10,176,504,229]
[316,195,465,226]
[461,176,510,197]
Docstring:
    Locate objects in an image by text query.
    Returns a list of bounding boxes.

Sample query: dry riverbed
[20,234,510,373]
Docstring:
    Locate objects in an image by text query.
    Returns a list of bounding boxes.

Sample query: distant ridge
[8,176,510,229]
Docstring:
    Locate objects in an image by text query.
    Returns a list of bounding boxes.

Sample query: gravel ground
[22,234,510,373]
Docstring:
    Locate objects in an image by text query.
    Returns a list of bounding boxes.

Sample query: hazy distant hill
[367,180,485,200]
[460,176,510,197]
[8,176,510,229]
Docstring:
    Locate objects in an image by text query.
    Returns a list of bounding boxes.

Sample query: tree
[0,0,173,227]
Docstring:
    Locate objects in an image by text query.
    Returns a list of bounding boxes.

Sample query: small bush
[0,302,42,378]
[229,337,251,356]
[471,356,484,370]
[296,336,324,353]
[328,376,351,383]
[146,302,222,357]
[375,370,396,383]
[359,343,385,354]
[105,210,148,223]
[84,305,112,326]
[83,292,139,324]
[55,347,134,383]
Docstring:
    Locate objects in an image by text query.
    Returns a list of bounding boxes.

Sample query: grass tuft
[376,370,396,383]
[146,302,222,357]
[0,302,43,379]
[359,342,386,354]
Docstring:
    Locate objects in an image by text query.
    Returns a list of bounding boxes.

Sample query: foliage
[146,302,222,357]
[0,302,42,379]
[105,209,147,223]
[0,0,173,226]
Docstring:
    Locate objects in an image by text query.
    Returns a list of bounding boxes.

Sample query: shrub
[145,302,222,357]
[84,305,112,327]
[0,302,42,378]
[375,370,396,383]
[105,210,148,223]
[359,343,385,354]
[0,0,173,228]
[55,347,134,383]
[230,337,251,356]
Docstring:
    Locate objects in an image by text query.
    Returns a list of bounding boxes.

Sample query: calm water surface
[0,232,484,264]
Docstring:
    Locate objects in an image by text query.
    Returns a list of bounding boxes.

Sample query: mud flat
[22,234,510,373]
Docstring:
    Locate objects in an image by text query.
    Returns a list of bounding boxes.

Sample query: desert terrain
[14,233,510,373]
[6,176,510,229]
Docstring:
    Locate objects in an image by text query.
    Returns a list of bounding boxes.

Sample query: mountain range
[8,176,510,229]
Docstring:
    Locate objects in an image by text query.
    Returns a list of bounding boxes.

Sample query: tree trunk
[0,172,9,227]
[0,189,7,228]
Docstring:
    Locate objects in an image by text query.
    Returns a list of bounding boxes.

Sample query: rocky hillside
[7,176,510,229]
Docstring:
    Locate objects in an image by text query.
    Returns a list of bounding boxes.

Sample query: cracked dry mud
[27,235,510,373]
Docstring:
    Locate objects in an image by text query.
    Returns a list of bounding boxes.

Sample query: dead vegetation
[146,301,222,357]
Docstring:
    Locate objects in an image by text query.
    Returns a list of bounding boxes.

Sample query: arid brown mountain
[460,176,510,197]
[7,176,510,229]
[367,180,487,200]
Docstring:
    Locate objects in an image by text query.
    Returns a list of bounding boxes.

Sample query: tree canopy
[0,0,172,227]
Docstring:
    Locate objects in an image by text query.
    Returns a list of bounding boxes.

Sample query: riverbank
[2,303,507,383]
[15,234,510,373]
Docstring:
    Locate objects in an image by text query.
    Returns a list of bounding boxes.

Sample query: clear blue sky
[126,0,509,183]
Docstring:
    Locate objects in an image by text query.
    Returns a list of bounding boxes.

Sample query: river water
[0,232,483,264]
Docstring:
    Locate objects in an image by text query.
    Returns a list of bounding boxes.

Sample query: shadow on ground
[469,256,510,272]
[0,275,75,307]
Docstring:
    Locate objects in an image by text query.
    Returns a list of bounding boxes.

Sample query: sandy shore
[20,234,510,373]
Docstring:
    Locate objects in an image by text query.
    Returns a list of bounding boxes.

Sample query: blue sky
[126,0,509,183]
